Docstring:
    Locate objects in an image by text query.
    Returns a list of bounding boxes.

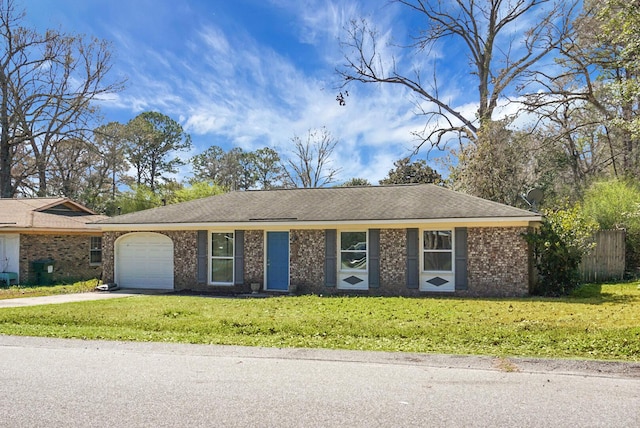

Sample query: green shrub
[525,204,599,296]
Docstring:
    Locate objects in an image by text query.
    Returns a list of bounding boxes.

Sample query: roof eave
[0,227,102,233]
[98,216,543,231]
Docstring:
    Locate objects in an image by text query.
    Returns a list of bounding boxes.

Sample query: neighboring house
[0,198,107,285]
[98,184,542,297]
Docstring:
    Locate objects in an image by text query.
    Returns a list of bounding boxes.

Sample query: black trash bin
[32,259,55,285]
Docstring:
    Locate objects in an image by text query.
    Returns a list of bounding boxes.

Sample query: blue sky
[24,0,462,184]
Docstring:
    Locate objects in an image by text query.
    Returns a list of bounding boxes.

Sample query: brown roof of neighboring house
[0,198,107,231]
[98,184,541,226]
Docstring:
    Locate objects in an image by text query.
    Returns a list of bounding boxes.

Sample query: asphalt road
[0,335,639,428]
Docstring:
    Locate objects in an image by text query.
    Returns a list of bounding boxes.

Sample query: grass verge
[0,279,98,299]
[0,282,638,361]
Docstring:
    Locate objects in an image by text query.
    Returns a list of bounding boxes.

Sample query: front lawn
[0,282,638,361]
[0,279,98,299]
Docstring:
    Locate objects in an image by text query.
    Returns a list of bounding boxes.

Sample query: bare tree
[47,138,92,200]
[281,127,341,188]
[527,0,640,180]
[338,0,579,152]
[8,141,35,196]
[40,122,129,211]
[0,0,123,197]
[532,98,614,200]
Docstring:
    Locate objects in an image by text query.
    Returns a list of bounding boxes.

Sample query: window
[423,230,452,271]
[340,231,367,271]
[211,232,234,284]
[90,236,102,265]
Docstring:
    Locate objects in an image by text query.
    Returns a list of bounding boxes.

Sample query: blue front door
[266,231,289,291]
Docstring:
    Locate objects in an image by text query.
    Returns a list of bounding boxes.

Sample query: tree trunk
[0,71,12,198]
[35,158,47,197]
[0,136,11,197]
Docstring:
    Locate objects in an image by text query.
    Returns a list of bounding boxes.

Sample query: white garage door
[116,233,174,290]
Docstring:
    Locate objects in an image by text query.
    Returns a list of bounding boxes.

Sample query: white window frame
[422,229,454,273]
[339,230,368,273]
[210,231,234,286]
[90,236,102,266]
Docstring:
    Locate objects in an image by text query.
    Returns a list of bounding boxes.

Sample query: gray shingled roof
[98,184,540,225]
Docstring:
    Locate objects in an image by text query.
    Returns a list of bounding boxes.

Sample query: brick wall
[289,228,416,297]
[103,226,533,297]
[244,230,264,286]
[104,230,261,293]
[288,226,530,297]
[379,228,411,296]
[101,231,123,285]
[465,227,531,297]
[167,230,197,290]
[290,229,325,294]
[103,231,197,290]
[19,233,102,284]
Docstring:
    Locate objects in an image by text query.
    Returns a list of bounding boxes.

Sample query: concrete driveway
[0,290,158,308]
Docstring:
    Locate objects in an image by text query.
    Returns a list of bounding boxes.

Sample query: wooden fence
[579,229,626,282]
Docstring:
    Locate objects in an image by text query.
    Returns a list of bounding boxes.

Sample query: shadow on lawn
[111,282,640,306]
[517,282,640,305]
[568,282,640,304]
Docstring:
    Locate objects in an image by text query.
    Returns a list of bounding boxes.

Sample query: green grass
[0,279,98,299]
[0,281,639,361]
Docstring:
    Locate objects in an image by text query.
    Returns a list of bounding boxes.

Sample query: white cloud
[95,0,459,185]
[33,0,574,186]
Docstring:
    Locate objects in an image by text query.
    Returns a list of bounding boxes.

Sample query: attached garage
[115,232,174,290]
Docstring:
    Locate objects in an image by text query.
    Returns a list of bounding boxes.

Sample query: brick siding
[103,226,532,297]
[101,231,119,284]
[379,228,411,296]
[19,233,102,284]
[167,231,197,290]
[103,230,197,290]
[290,229,325,294]
[244,230,264,286]
[465,227,531,297]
